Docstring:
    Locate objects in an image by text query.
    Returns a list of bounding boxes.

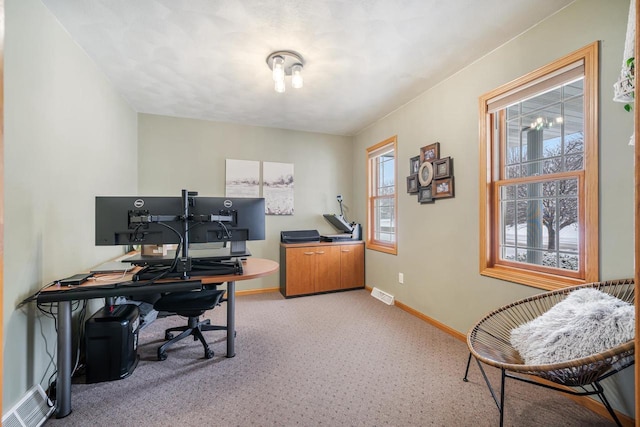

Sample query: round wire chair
[463,279,635,427]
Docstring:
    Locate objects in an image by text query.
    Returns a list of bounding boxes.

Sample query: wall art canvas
[225,159,260,198]
[263,161,294,215]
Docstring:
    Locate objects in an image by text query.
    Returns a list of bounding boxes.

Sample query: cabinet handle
[341,249,351,253]
[315,251,325,254]
[304,252,315,255]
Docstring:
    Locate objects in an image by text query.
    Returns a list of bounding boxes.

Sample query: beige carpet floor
[45,289,618,426]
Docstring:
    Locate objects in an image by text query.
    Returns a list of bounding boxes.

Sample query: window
[367,136,397,254]
[479,42,598,290]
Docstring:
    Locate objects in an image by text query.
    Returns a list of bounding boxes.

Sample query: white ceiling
[41,0,574,136]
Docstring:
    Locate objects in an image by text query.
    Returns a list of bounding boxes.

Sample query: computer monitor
[95,194,265,247]
[95,196,184,246]
[188,197,265,243]
[95,192,265,278]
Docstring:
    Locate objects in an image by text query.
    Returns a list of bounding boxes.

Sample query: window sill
[480,265,587,291]
[366,241,397,255]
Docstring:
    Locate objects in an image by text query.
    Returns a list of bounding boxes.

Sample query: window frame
[366,136,398,255]
[479,42,599,290]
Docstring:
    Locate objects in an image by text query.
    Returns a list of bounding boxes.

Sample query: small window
[479,42,598,290]
[367,136,397,254]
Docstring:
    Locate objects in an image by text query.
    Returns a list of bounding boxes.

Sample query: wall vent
[2,384,54,427]
[371,287,395,305]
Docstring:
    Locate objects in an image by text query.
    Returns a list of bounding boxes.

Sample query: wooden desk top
[35,258,279,302]
[199,257,279,284]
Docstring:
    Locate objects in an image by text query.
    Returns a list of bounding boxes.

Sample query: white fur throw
[510,288,635,365]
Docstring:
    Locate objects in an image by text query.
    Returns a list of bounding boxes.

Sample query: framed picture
[406,174,419,193]
[433,157,452,179]
[418,185,434,203]
[420,142,440,163]
[418,161,433,186]
[409,156,421,174]
[434,177,454,198]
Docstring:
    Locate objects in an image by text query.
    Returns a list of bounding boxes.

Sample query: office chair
[153,287,227,361]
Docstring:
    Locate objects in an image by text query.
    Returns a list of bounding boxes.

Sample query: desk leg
[226,280,235,358]
[56,301,72,418]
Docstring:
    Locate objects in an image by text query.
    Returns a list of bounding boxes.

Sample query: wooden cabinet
[339,244,364,289]
[280,241,365,297]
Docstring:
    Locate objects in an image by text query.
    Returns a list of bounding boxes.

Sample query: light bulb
[272,56,285,82]
[291,63,303,89]
[275,78,286,93]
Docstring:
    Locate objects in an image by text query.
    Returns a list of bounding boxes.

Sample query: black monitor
[96,196,184,246]
[95,195,265,246]
[188,197,265,244]
[95,192,265,279]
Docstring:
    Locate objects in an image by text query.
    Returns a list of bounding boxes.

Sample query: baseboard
[236,287,280,296]
[393,299,466,342]
[364,286,635,426]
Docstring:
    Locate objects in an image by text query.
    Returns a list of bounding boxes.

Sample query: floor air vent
[371,287,395,305]
[2,384,54,427]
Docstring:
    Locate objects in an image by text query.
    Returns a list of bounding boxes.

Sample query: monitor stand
[125,247,251,267]
[132,257,243,281]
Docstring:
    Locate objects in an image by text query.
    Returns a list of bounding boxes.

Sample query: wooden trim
[582,41,599,284]
[235,287,280,297]
[634,0,639,422]
[0,0,5,414]
[480,42,599,105]
[366,135,397,157]
[479,42,599,289]
[366,241,397,255]
[479,99,492,273]
[365,136,398,255]
[393,300,466,342]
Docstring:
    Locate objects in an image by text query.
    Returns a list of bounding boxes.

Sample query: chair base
[463,352,628,427]
[157,317,227,361]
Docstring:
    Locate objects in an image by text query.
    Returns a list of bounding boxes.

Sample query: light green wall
[2,0,636,420]
[352,0,635,417]
[3,0,138,411]
[137,114,354,291]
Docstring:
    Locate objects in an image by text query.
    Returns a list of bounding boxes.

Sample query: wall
[3,0,138,410]
[137,114,354,291]
[352,0,635,417]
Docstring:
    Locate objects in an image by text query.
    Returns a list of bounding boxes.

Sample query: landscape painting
[263,161,294,215]
[225,159,260,198]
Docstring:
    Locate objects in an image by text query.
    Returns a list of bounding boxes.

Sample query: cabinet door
[286,247,317,296]
[340,244,365,289]
[314,245,341,292]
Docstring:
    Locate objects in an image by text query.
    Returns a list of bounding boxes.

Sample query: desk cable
[24,296,88,407]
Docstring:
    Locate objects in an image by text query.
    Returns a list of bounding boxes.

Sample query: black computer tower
[85,304,140,384]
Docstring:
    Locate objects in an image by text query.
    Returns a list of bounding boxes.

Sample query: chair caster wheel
[158,351,167,361]
[205,349,214,359]
[165,332,174,340]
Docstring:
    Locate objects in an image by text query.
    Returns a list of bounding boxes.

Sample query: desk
[36,257,278,418]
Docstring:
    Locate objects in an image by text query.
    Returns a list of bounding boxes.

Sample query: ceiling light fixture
[266,51,304,93]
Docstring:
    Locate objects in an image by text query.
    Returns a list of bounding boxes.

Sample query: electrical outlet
[398,273,404,284]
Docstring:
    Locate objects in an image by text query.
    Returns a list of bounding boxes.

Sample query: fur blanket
[510,288,634,365]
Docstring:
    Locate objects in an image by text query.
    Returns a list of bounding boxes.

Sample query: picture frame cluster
[406,142,454,203]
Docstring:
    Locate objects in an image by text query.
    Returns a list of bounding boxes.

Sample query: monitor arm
[128,189,236,279]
